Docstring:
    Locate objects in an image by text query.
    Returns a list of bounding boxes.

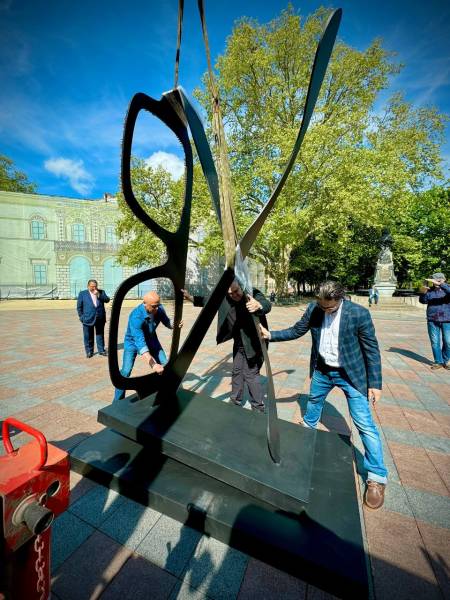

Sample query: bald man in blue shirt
[113,291,176,402]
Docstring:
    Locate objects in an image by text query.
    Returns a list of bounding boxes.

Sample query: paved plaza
[0,299,449,599]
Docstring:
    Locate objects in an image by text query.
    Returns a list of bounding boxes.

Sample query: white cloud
[145,151,185,180]
[44,157,94,196]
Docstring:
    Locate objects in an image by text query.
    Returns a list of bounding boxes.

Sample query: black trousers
[82,318,105,355]
[230,347,264,411]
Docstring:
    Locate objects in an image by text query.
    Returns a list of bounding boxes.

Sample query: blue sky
[1,0,449,198]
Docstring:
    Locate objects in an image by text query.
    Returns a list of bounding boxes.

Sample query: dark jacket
[77,289,110,326]
[194,288,271,361]
[419,282,450,322]
[270,300,382,396]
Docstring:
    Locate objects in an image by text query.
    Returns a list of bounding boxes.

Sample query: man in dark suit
[77,279,110,358]
[260,280,387,509]
[182,279,271,412]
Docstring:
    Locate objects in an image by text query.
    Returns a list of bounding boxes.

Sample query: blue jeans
[304,368,388,484]
[113,345,167,402]
[427,321,450,365]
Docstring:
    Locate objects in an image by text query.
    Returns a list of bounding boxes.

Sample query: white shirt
[318,300,343,367]
[89,290,98,307]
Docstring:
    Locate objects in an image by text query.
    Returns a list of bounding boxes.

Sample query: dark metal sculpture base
[70,392,368,598]
[97,390,315,513]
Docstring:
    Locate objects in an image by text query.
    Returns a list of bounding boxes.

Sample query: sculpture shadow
[387,347,433,366]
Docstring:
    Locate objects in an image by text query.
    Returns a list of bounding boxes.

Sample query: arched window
[105,225,117,244]
[72,223,85,243]
[69,256,91,297]
[31,217,45,240]
[103,257,123,296]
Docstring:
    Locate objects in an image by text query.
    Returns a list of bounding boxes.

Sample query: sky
[1,0,449,199]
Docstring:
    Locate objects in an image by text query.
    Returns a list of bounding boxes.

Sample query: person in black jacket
[76,279,110,357]
[182,279,271,412]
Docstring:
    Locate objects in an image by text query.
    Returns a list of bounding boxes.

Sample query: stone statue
[373,229,397,296]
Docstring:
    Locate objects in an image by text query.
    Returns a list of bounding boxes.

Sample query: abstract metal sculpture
[108,2,342,463]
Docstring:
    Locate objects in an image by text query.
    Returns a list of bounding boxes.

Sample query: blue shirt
[419,282,450,322]
[124,303,172,354]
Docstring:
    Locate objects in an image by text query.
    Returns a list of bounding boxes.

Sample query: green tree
[390,186,450,286]
[116,157,216,269]
[0,155,37,193]
[194,6,446,293]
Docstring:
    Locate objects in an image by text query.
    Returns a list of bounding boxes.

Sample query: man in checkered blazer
[260,280,387,510]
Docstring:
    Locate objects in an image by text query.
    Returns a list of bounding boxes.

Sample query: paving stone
[181,536,248,600]
[415,519,450,599]
[364,509,442,600]
[237,558,306,599]
[69,485,125,527]
[51,511,94,572]
[135,515,202,577]
[100,554,177,600]
[402,485,450,530]
[99,497,161,550]
[52,530,131,600]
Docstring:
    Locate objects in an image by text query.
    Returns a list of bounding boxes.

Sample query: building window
[73,223,85,243]
[105,225,117,244]
[31,219,45,240]
[33,264,47,285]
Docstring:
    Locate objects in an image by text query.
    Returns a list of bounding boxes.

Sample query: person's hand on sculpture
[181,289,194,303]
[259,324,271,340]
[152,363,164,375]
[246,295,262,313]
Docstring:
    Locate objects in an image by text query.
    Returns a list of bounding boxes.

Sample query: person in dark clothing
[419,272,450,370]
[182,280,271,412]
[76,279,110,357]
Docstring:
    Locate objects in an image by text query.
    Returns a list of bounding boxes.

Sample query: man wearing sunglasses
[113,291,175,402]
[260,280,387,510]
[182,280,271,413]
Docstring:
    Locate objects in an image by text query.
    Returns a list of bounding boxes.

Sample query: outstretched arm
[260,304,314,342]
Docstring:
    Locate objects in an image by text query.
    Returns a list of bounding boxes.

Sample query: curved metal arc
[254,316,280,464]
[121,92,193,248]
[239,8,342,259]
[176,87,222,226]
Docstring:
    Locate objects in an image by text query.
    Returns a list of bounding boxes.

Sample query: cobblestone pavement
[0,300,449,599]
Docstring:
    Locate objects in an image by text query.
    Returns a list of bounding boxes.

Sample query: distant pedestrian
[368,285,379,307]
[270,291,276,303]
[77,279,109,358]
[419,272,450,370]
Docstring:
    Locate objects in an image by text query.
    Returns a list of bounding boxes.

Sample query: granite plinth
[98,390,316,513]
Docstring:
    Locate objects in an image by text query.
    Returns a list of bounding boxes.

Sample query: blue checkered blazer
[270,300,382,396]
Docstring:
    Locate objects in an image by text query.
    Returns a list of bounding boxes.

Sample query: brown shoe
[430,363,444,370]
[444,364,450,370]
[364,481,386,509]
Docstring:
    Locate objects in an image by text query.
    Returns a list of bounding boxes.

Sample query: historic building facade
[0,190,266,299]
[0,191,133,299]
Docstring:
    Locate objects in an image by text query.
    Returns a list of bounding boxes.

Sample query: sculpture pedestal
[374,282,396,297]
[70,390,369,597]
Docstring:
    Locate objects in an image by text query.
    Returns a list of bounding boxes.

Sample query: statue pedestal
[70,390,369,597]
[374,282,396,297]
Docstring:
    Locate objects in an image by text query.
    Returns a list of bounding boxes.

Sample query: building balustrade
[54,240,119,253]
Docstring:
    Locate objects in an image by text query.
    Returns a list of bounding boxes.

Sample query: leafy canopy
[0,155,37,193]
